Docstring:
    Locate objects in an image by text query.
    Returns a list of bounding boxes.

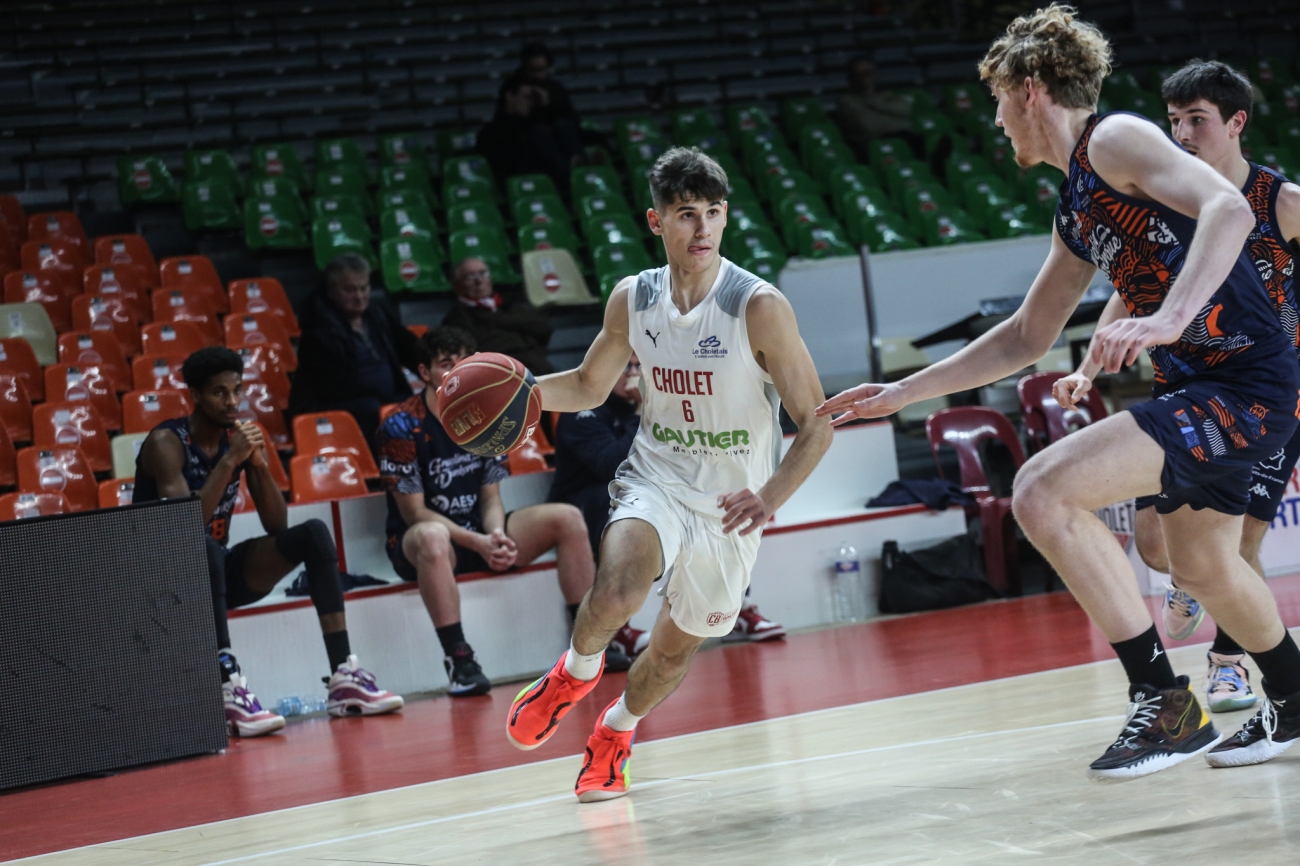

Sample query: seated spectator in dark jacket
[478,58,585,190]
[289,253,423,449]
[442,257,555,374]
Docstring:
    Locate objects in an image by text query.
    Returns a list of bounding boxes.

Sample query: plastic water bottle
[833,542,864,623]
[301,696,328,714]
[276,696,302,717]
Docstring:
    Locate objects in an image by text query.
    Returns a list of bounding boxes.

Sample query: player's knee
[409,522,451,563]
[588,574,642,619]
[1010,463,1058,533]
[274,519,337,566]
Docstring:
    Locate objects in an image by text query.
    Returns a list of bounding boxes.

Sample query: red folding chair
[0,338,43,402]
[15,445,97,511]
[0,491,69,520]
[1017,370,1110,451]
[132,352,189,392]
[3,269,72,332]
[291,411,379,479]
[56,331,131,393]
[237,381,292,452]
[27,211,89,256]
[20,238,87,279]
[289,453,367,503]
[93,234,158,288]
[121,389,190,434]
[0,373,33,443]
[141,321,206,358]
[43,365,123,431]
[159,255,227,314]
[926,406,1026,595]
[71,293,143,356]
[98,478,135,508]
[235,350,290,410]
[151,286,222,346]
[225,312,296,372]
[83,264,150,322]
[32,400,113,474]
[228,277,299,337]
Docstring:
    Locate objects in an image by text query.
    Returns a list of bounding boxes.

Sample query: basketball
[437,352,541,456]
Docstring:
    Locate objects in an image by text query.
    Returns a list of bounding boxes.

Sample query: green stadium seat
[1103,71,1142,102]
[747,143,802,188]
[911,112,954,156]
[882,161,934,209]
[798,121,846,158]
[585,212,645,247]
[1251,57,1294,96]
[726,200,773,234]
[507,174,560,204]
[518,222,581,256]
[377,189,433,213]
[777,194,834,247]
[725,173,760,202]
[614,117,665,152]
[807,142,858,190]
[314,170,374,216]
[381,236,448,293]
[449,228,519,282]
[857,211,922,252]
[571,166,625,199]
[961,176,1017,230]
[380,165,437,199]
[976,124,1016,181]
[672,109,728,151]
[312,215,376,270]
[181,180,241,231]
[577,193,634,225]
[315,138,370,178]
[984,204,1043,240]
[1255,145,1296,177]
[728,104,776,140]
[795,221,856,258]
[945,154,995,205]
[244,197,308,250]
[248,177,308,222]
[781,98,830,139]
[446,202,507,235]
[380,205,439,242]
[250,143,312,192]
[920,208,983,247]
[593,242,655,304]
[444,178,497,210]
[185,150,243,196]
[624,140,668,174]
[1122,91,1165,122]
[379,133,429,171]
[725,225,787,263]
[443,155,494,187]
[734,253,784,282]
[117,156,179,206]
[901,184,957,236]
[311,194,368,220]
[868,138,914,171]
[902,88,937,114]
[436,129,478,157]
[512,194,572,228]
[838,187,896,242]
[828,165,882,212]
[1017,166,1066,221]
[944,84,985,133]
[765,170,820,212]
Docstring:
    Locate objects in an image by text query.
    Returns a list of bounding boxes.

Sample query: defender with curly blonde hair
[823,5,1300,781]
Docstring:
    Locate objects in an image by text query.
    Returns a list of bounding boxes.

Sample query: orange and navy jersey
[1243,162,1299,358]
[1055,112,1295,394]
[131,416,242,545]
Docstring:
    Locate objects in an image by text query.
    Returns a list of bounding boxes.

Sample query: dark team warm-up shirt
[1244,162,1299,359]
[376,390,509,542]
[547,396,641,503]
[131,416,243,545]
[1056,112,1298,401]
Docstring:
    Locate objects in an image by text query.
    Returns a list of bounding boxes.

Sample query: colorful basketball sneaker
[327,654,405,717]
[1206,682,1300,767]
[507,652,604,751]
[1162,584,1205,641]
[1088,676,1219,781]
[576,699,635,803]
[723,603,786,642]
[223,674,286,738]
[1204,651,1257,713]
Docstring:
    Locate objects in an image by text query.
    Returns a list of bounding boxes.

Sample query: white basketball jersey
[623,258,782,517]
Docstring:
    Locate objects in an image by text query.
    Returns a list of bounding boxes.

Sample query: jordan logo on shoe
[1150,646,1164,662]
[646,329,660,347]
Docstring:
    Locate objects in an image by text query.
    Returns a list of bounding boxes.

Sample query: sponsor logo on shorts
[706,610,738,627]
[1260,448,1287,472]
[1251,483,1271,498]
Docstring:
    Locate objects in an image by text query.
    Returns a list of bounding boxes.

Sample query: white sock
[564,641,603,681]
[602,693,644,732]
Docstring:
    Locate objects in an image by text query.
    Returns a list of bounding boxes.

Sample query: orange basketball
[437,352,542,456]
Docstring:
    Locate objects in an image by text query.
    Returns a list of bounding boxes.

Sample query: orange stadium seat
[224,312,296,371]
[407,324,428,338]
[160,255,228,314]
[16,445,97,511]
[83,263,150,321]
[0,373,33,443]
[71,294,143,356]
[20,238,87,277]
[231,473,256,513]
[0,422,15,488]
[56,331,131,393]
[32,400,113,474]
[237,381,292,452]
[152,286,222,346]
[0,491,69,521]
[234,342,289,379]
[229,277,298,337]
[292,411,379,479]
[289,453,367,503]
[235,349,290,409]
[0,196,27,244]
[93,234,158,287]
[98,478,135,508]
[6,268,78,302]
[141,320,206,358]
[507,439,550,476]
[27,211,89,256]
[132,353,188,392]
[43,365,123,431]
[3,270,72,332]
[121,389,189,434]
[0,338,44,402]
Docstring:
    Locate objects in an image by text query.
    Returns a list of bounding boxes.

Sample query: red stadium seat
[408,324,428,338]
[291,411,379,479]
[32,400,113,474]
[93,235,158,288]
[83,264,150,322]
[228,277,299,337]
[132,352,188,392]
[0,491,69,521]
[507,439,550,476]
[98,477,135,508]
[151,287,222,346]
[160,255,227,314]
[20,238,87,278]
[926,406,1026,595]
[1017,371,1110,451]
[289,453,367,503]
[231,473,257,513]
[225,312,296,372]
[27,211,89,256]
[16,445,97,511]
[0,338,43,402]
[121,389,190,434]
[0,224,22,276]
[56,331,131,393]
[0,373,33,443]
[71,294,143,357]
[43,365,123,431]
[141,321,206,358]
[3,270,72,332]
[0,196,27,244]
[237,381,292,452]
[234,349,290,410]
[0,422,15,487]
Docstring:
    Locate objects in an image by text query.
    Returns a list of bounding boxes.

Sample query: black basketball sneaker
[1206,681,1300,768]
[1088,676,1219,781]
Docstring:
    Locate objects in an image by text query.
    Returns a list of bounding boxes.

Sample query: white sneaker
[223,674,286,737]
[1162,584,1205,641]
[723,604,786,642]
[1204,651,1258,713]
[327,655,405,717]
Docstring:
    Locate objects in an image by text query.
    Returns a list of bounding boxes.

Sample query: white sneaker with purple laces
[327,655,404,717]
[223,674,286,737]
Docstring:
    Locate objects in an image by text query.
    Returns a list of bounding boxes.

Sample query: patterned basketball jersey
[1056,112,1295,392]
[1244,162,1299,359]
[131,416,242,545]
[623,259,782,516]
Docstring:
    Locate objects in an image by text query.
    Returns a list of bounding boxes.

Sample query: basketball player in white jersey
[506,147,831,801]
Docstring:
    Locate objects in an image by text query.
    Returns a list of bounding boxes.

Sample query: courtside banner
[1261,468,1300,577]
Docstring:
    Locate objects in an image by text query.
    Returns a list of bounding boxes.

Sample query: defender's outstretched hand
[1088,315,1182,373]
[1052,371,1094,410]
[815,382,907,427]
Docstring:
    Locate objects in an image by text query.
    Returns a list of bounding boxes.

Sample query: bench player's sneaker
[507,651,604,751]
[224,674,286,738]
[1206,682,1300,767]
[609,624,650,659]
[1162,584,1205,641]
[1204,651,1257,713]
[1088,676,1219,781]
[575,699,635,802]
[724,604,786,642]
[327,654,405,716]
[445,642,491,697]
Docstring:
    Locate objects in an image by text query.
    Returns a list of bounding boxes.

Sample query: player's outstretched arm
[535,278,634,413]
[1054,291,1126,409]
[817,230,1097,425]
[1086,115,1255,370]
[720,288,832,535]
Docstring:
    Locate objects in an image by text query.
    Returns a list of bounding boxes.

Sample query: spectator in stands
[377,328,630,696]
[835,57,917,156]
[133,347,403,738]
[290,253,423,449]
[443,256,555,374]
[478,76,587,192]
[548,354,785,644]
[513,42,580,127]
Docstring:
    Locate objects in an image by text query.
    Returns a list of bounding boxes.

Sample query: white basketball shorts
[606,473,762,638]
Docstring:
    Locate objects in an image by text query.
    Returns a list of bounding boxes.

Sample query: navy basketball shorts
[1244,424,1300,522]
[1128,380,1300,516]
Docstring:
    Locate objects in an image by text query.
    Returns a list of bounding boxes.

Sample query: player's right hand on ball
[1052,372,1093,410]
[815,382,906,426]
